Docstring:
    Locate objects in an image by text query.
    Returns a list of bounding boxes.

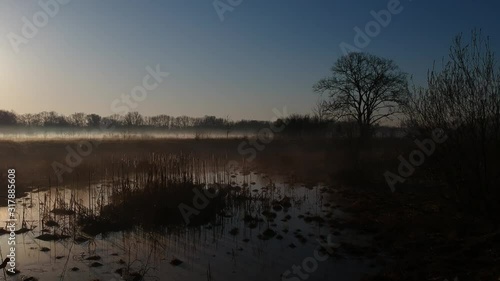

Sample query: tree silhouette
[314,52,408,139]
[87,114,102,127]
[404,30,500,218]
[69,112,87,127]
[124,112,144,127]
[0,110,17,125]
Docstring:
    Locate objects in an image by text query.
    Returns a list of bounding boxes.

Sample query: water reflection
[0,154,375,281]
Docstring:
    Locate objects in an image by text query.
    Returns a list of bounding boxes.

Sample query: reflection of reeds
[7,140,335,280]
[207,263,213,281]
[29,152,287,245]
[74,153,243,235]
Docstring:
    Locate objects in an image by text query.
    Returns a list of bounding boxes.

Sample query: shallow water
[0,171,377,281]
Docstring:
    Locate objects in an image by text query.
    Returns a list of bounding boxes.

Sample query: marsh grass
[31,153,290,236]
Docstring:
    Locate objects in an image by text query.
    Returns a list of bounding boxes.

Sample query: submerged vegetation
[0,149,344,280]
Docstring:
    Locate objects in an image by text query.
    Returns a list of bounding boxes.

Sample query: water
[0,169,377,281]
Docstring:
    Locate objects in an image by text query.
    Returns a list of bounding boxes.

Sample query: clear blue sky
[1,0,499,120]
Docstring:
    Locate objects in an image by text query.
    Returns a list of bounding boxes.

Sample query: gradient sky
[1,0,499,120]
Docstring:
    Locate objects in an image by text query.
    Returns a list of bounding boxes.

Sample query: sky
[0,0,499,121]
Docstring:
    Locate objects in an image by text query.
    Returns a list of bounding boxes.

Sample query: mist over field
[0,127,255,140]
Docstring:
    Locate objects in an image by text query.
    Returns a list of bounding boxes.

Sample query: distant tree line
[0,110,352,137]
[0,111,243,129]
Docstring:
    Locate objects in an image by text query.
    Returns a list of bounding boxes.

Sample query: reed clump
[76,153,236,235]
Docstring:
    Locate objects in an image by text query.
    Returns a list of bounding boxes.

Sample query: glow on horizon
[0,0,499,120]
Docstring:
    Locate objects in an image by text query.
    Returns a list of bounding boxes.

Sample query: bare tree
[124,112,144,127]
[87,114,102,127]
[69,112,87,127]
[314,52,408,139]
[404,30,500,218]
[224,115,234,138]
[150,114,171,128]
[104,114,124,127]
[18,113,34,126]
[312,100,328,122]
[0,110,17,125]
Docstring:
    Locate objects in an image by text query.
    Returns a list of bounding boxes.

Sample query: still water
[0,168,377,281]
